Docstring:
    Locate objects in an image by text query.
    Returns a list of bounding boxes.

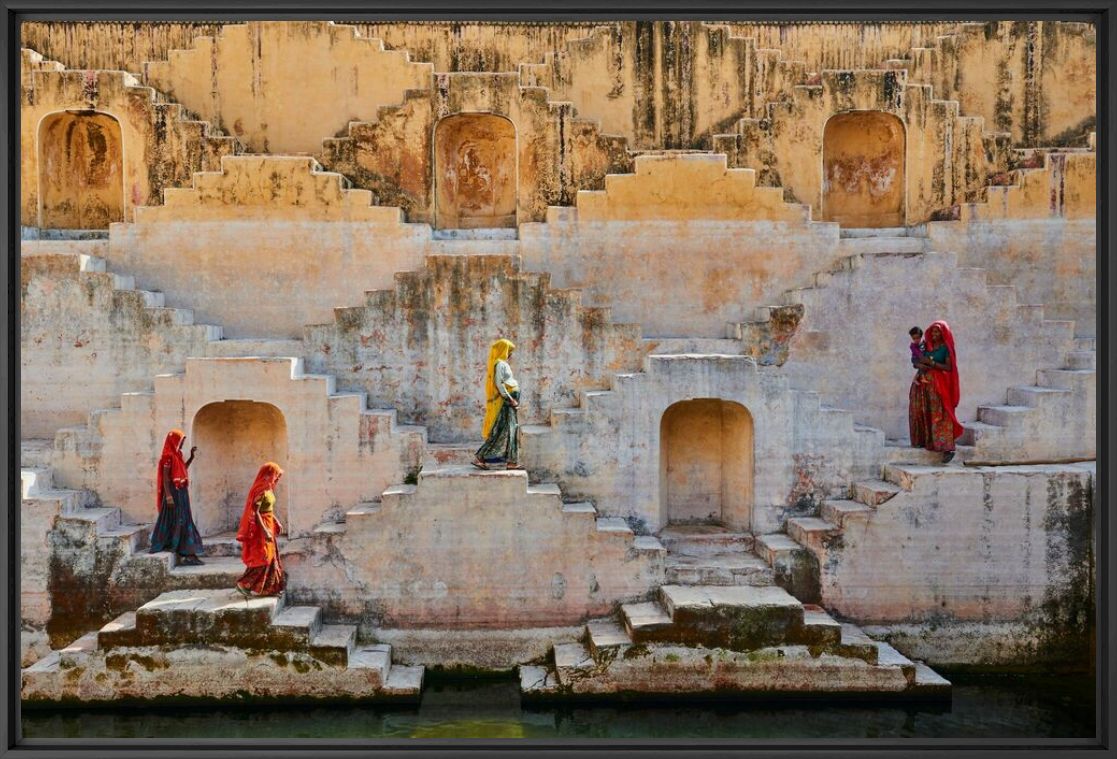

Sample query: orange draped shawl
[156,429,189,512]
[236,462,283,568]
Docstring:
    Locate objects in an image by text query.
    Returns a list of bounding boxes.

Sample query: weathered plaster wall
[105,156,428,339]
[284,468,665,628]
[810,463,1094,667]
[520,154,839,338]
[714,70,989,225]
[20,245,217,437]
[304,254,646,443]
[522,354,885,535]
[20,49,237,227]
[143,22,433,155]
[903,22,1096,147]
[779,250,1077,440]
[51,357,424,536]
[21,21,225,72]
[319,71,631,225]
[929,218,1096,336]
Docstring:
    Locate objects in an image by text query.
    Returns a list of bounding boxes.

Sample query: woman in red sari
[149,429,204,564]
[235,462,286,597]
[908,320,965,462]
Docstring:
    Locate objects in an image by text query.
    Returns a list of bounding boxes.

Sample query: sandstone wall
[143,22,433,155]
[520,154,839,338]
[105,156,427,339]
[284,468,664,628]
[20,51,236,227]
[51,357,423,536]
[304,254,646,443]
[522,355,885,535]
[814,463,1094,667]
[20,245,216,437]
[779,250,1076,440]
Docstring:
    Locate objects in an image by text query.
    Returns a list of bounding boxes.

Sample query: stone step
[820,499,874,528]
[553,642,595,686]
[1066,350,1096,370]
[309,624,357,667]
[20,467,52,499]
[423,442,482,467]
[595,517,633,536]
[786,517,842,553]
[655,584,805,650]
[270,605,325,648]
[585,619,632,658]
[977,404,1034,427]
[132,588,285,644]
[20,439,53,468]
[796,604,842,647]
[881,443,950,466]
[959,420,1003,445]
[645,337,741,355]
[164,555,247,585]
[1037,367,1095,391]
[382,664,425,696]
[621,601,673,643]
[99,522,151,554]
[665,551,774,586]
[347,644,393,682]
[58,632,99,667]
[851,479,903,506]
[202,531,289,558]
[61,506,122,533]
[204,338,306,357]
[912,661,952,695]
[752,532,803,566]
[657,525,754,555]
[837,236,928,255]
[1073,337,1096,352]
[519,664,561,696]
[872,640,917,684]
[837,623,880,664]
[97,611,138,649]
[561,501,597,516]
[1005,385,1072,408]
[839,226,926,238]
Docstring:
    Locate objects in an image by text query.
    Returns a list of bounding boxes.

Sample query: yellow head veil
[482,338,515,438]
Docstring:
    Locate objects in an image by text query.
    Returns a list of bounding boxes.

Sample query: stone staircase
[521,583,950,699]
[658,526,774,587]
[960,338,1096,464]
[22,589,423,704]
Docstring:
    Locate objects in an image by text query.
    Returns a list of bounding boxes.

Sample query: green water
[22,673,1095,740]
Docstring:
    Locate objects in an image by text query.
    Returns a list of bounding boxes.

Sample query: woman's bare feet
[472,458,490,470]
[505,462,524,470]
[943,451,955,464]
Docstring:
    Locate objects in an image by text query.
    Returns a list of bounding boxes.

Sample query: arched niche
[38,110,124,229]
[433,113,517,229]
[190,401,288,537]
[822,111,906,228]
[659,399,754,529]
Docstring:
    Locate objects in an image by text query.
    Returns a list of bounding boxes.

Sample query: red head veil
[925,320,964,440]
[156,429,189,512]
[236,462,284,545]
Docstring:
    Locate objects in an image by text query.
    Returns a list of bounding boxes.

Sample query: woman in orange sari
[235,462,286,597]
[908,320,964,463]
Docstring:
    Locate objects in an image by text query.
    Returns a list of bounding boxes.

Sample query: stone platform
[521,584,950,701]
[21,589,424,704]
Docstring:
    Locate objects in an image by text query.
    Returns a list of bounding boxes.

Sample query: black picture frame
[1,2,1111,757]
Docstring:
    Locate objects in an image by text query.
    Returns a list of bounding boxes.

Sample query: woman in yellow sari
[472,338,522,470]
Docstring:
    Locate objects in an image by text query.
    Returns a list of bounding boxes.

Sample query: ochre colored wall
[821,111,906,227]
[433,114,518,229]
[142,22,433,155]
[37,111,125,229]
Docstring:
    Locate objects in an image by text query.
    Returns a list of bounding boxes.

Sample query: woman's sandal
[471,458,490,470]
[505,462,524,471]
[236,586,252,600]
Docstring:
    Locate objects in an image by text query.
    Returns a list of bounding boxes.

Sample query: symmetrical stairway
[22,589,423,703]
[521,583,950,699]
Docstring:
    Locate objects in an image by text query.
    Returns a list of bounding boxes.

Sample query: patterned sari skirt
[909,375,956,452]
[236,512,286,596]
[475,390,520,464]
[149,485,205,557]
